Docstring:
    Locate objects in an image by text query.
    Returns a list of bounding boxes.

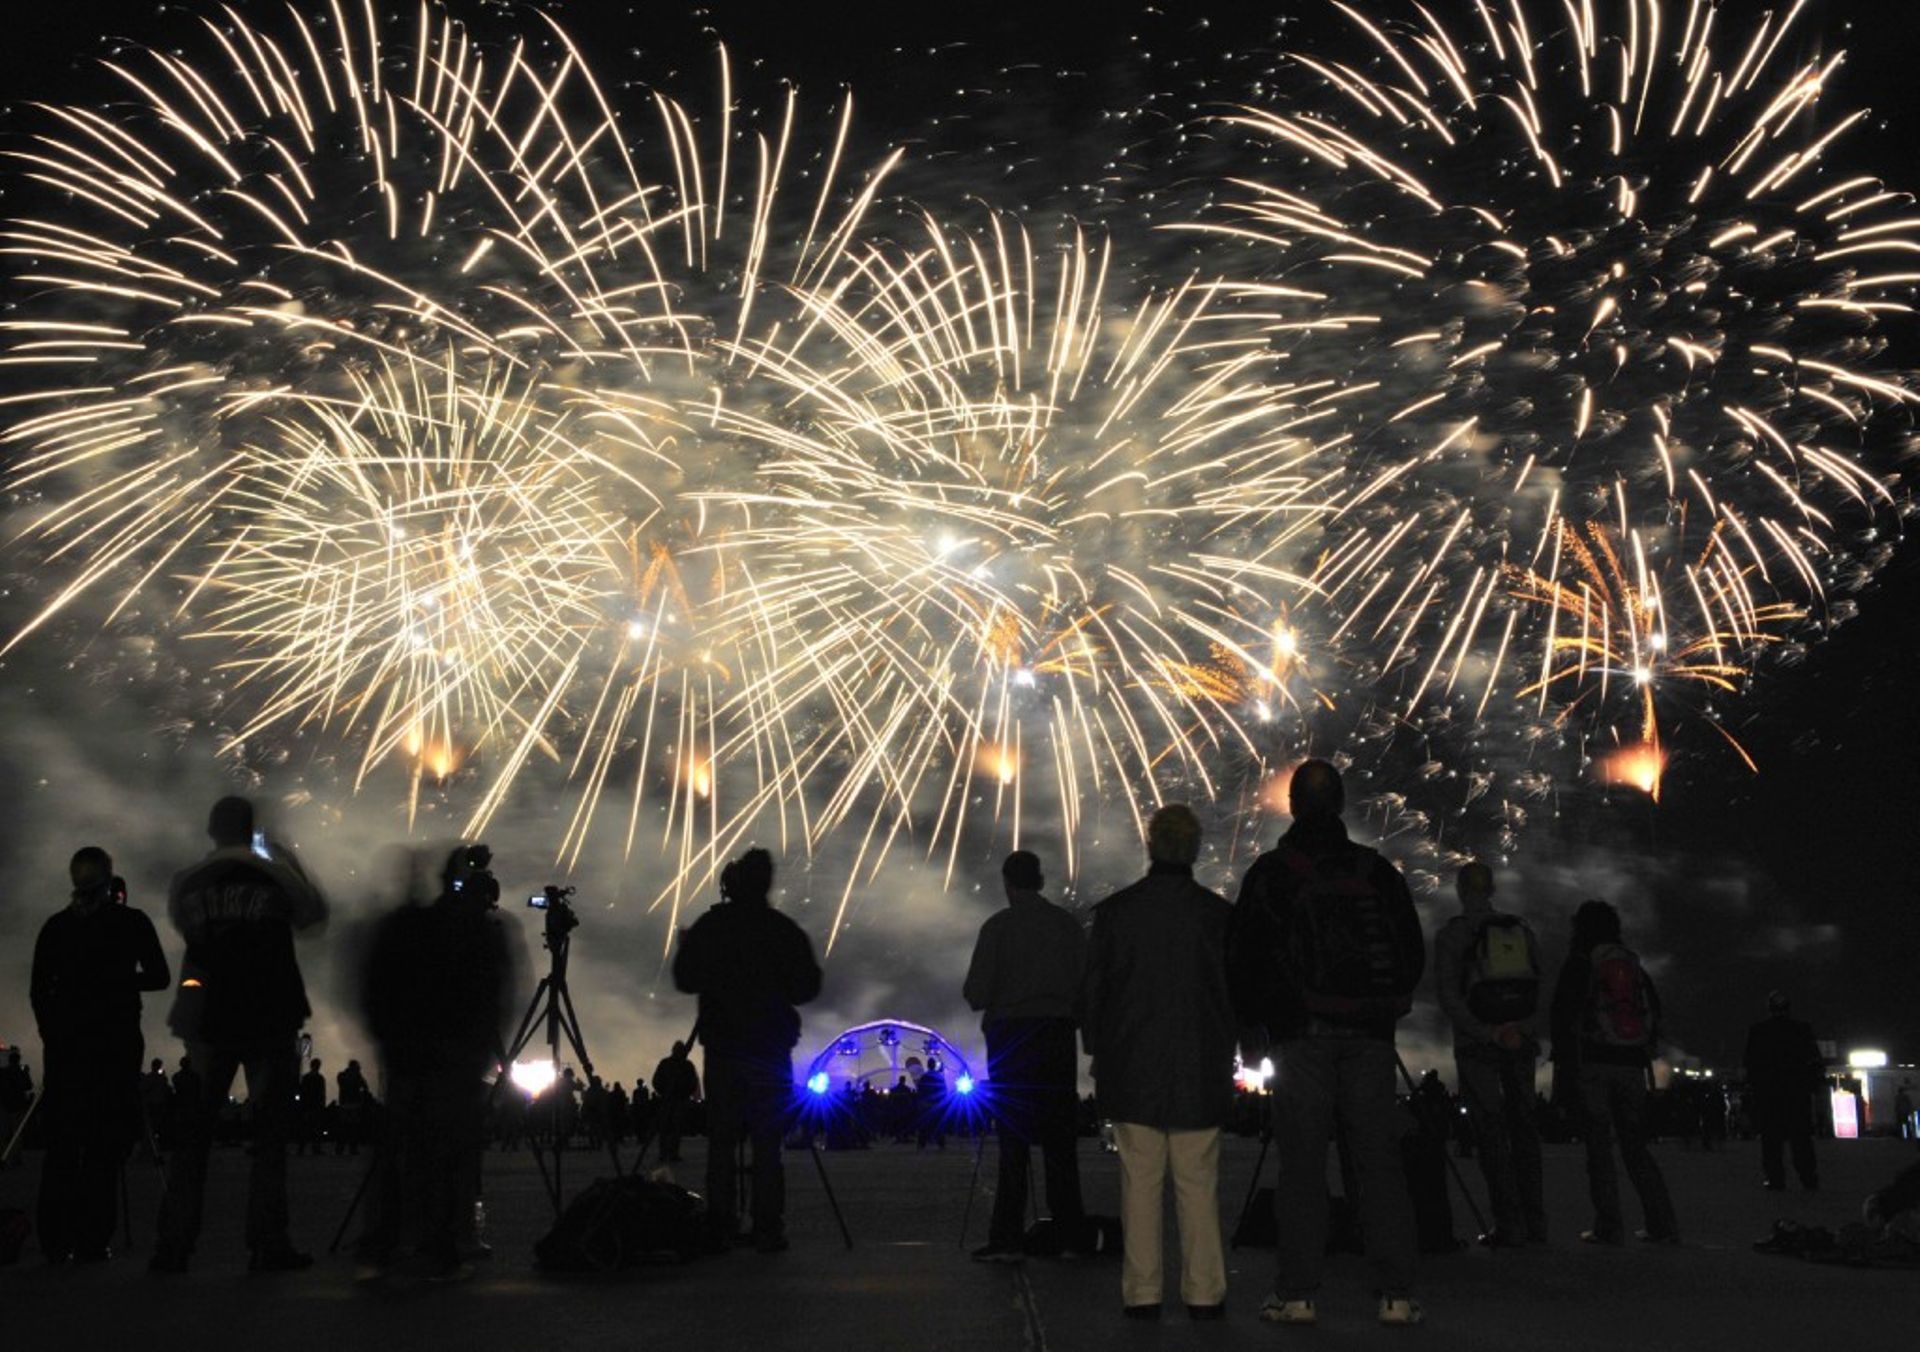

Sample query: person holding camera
[672,849,822,1253]
[355,845,516,1280]
[151,796,326,1275]
[30,847,170,1262]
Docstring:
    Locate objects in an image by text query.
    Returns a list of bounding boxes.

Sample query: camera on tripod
[527,883,578,946]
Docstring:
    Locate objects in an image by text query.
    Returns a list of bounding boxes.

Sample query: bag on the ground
[1464,914,1540,1022]
[1022,1214,1122,1257]
[1585,942,1654,1049]
[534,1174,705,1272]
[1281,846,1421,1021]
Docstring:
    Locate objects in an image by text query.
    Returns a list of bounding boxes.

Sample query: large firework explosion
[2,0,1912,924]
[1198,0,1915,846]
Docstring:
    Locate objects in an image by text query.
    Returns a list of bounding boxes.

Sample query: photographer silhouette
[672,850,822,1253]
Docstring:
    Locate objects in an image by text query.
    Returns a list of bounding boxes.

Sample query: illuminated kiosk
[802,1019,977,1099]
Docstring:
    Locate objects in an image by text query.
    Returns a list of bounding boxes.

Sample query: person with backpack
[1548,899,1678,1245]
[1227,759,1427,1328]
[1743,991,1823,1192]
[1078,807,1236,1320]
[1433,862,1547,1247]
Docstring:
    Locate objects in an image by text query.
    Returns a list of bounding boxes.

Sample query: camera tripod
[1227,1051,1490,1244]
[500,907,623,1215]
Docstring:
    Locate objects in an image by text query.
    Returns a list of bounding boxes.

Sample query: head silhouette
[731,847,774,902]
[1289,759,1345,822]
[1570,899,1622,951]
[1001,850,1043,894]
[69,846,113,894]
[1767,990,1791,1016]
[1456,862,1495,909]
[208,796,254,848]
[1147,804,1203,866]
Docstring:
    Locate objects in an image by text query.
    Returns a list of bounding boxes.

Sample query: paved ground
[1,1133,1914,1351]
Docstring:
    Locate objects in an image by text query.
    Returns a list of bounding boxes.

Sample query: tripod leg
[120,1160,133,1251]
[1231,1128,1273,1249]
[807,1135,853,1250]
[959,1130,987,1249]
[1394,1052,1490,1236]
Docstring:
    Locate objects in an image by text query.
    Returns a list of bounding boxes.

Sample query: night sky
[1,0,1915,1081]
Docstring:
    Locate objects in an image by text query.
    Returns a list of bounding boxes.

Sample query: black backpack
[1278,846,1420,1021]
[534,1175,705,1272]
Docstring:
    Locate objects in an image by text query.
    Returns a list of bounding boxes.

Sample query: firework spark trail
[0,0,1914,923]
[1200,0,1915,812]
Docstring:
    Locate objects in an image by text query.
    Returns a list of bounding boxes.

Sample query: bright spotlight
[807,1071,831,1096]
[510,1058,556,1097]
[954,1074,975,1096]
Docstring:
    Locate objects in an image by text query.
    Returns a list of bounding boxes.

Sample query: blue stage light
[806,1071,831,1096]
[955,1074,974,1095]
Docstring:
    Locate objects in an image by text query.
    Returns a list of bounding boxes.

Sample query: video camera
[448,843,501,908]
[528,883,578,947]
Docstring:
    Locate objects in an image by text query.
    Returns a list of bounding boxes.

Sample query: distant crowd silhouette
[7,765,1918,1318]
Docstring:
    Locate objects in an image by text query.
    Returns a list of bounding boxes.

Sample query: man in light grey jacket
[963,850,1087,1263]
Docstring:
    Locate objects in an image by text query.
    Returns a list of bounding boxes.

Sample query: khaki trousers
[1113,1122,1227,1308]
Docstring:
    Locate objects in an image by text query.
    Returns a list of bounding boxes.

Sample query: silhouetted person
[140,1058,172,1158]
[1743,992,1822,1192]
[673,849,822,1253]
[356,845,514,1280]
[1896,1083,1916,1140]
[0,1049,33,1165]
[151,796,326,1274]
[1549,900,1677,1245]
[915,1060,948,1150]
[29,849,170,1262]
[1227,759,1427,1327]
[170,1057,199,1110]
[963,849,1088,1264]
[1081,806,1235,1320]
[1434,862,1546,1245]
[335,1060,370,1155]
[296,1059,326,1156]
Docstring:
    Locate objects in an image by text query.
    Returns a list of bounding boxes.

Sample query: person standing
[151,796,326,1274]
[651,1045,698,1163]
[672,849,822,1253]
[140,1058,174,1158]
[1227,759,1427,1328]
[0,1048,34,1165]
[1079,807,1236,1321]
[962,850,1089,1264]
[1433,862,1547,1246]
[296,1060,327,1156]
[1743,992,1823,1192]
[355,844,514,1280]
[1548,900,1678,1245]
[30,848,171,1261]
[335,1059,371,1156]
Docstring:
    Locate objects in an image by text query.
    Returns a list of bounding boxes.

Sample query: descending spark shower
[1,1,1912,935]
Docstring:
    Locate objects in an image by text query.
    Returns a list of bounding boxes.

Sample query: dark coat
[1743,1014,1822,1098]
[672,896,822,1062]
[1079,864,1237,1131]
[1226,817,1424,1042]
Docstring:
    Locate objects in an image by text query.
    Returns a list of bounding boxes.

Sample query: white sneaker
[1260,1295,1319,1325]
[1377,1296,1425,1326]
